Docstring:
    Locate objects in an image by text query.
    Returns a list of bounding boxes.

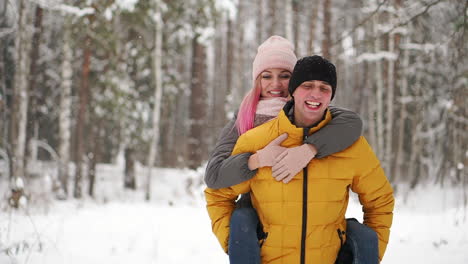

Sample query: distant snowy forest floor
[0,165,467,264]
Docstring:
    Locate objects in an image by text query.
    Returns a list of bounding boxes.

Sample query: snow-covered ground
[0,165,467,263]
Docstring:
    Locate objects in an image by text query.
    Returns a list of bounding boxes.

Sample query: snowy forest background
[0,0,467,263]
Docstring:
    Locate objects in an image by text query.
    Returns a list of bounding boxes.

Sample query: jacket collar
[277,100,332,141]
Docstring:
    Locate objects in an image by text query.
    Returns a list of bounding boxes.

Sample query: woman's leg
[228,207,261,264]
[345,218,379,264]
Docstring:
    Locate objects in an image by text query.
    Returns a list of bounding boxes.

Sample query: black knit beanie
[288,55,337,100]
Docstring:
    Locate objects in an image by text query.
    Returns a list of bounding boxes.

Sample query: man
[205,55,394,264]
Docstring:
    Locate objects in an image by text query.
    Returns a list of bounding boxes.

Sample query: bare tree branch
[333,0,447,56]
[331,0,389,48]
[381,0,446,35]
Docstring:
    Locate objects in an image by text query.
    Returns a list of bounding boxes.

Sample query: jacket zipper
[300,129,310,264]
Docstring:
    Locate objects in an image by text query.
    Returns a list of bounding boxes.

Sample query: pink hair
[235,78,262,135]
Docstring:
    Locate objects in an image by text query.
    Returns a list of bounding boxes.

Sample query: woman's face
[259,68,291,98]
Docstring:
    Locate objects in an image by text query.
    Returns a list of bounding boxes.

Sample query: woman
[204,37,375,264]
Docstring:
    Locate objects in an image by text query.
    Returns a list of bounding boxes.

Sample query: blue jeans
[228,208,378,264]
[344,218,379,264]
[228,207,261,264]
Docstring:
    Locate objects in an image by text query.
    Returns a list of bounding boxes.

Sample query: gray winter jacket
[204,106,363,189]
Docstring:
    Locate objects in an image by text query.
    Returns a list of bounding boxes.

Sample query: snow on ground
[0,165,467,263]
[0,202,226,264]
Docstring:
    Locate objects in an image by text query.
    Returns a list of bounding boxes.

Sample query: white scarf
[256,97,289,117]
[254,97,289,127]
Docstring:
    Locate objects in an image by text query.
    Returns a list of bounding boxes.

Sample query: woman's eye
[262,75,272,79]
[280,75,291,79]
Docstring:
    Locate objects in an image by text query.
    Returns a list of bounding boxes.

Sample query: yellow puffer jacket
[205,109,394,264]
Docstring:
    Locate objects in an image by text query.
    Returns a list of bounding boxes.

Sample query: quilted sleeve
[204,182,250,252]
[351,137,395,261]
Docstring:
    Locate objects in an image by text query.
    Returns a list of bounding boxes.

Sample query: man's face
[292,80,333,127]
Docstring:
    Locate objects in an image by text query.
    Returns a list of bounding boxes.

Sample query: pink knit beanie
[252,35,297,80]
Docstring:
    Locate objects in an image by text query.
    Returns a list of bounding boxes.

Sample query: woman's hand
[272,144,317,183]
[248,133,288,170]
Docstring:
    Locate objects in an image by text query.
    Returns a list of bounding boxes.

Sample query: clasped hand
[255,133,317,183]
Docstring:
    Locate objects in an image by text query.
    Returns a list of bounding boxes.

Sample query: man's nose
[307,87,321,98]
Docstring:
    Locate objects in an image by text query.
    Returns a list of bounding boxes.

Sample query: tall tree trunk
[0,61,5,147]
[187,35,207,170]
[212,13,228,138]
[11,0,30,200]
[374,15,385,161]
[307,0,319,55]
[226,0,245,113]
[124,147,136,189]
[74,35,91,199]
[25,6,42,177]
[292,0,301,55]
[409,55,424,188]
[225,17,234,111]
[238,1,248,100]
[394,35,408,184]
[267,0,277,36]
[321,0,332,59]
[364,20,377,149]
[447,1,467,195]
[388,0,403,182]
[161,93,177,167]
[366,60,377,148]
[165,48,186,167]
[232,0,245,108]
[0,2,11,177]
[383,37,395,176]
[87,120,99,197]
[87,152,96,197]
[0,8,8,151]
[146,3,163,200]
[409,124,422,189]
[285,0,293,43]
[58,17,73,198]
[357,61,368,115]
[256,0,264,45]
[171,42,190,168]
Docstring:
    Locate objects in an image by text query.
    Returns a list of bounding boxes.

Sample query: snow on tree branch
[215,0,237,20]
[50,4,94,17]
[115,0,139,12]
[30,0,94,17]
[356,51,398,63]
